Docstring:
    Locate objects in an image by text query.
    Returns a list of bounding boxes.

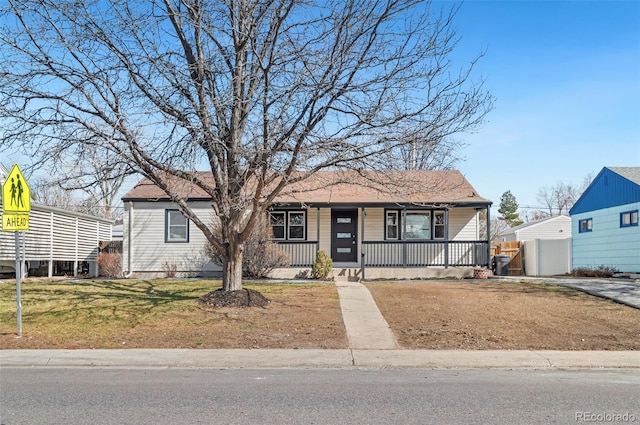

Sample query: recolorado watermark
[576,412,637,422]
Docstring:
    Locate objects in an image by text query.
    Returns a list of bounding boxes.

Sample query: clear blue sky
[448,0,640,217]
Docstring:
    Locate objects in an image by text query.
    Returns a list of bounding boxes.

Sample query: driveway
[497,276,640,310]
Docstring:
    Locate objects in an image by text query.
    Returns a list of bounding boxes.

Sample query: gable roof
[122,170,491,208]
[500,215,571,235]
[570,167,640,215]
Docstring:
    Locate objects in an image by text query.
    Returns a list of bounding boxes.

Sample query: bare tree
[0,0,493,293]
[536,173,594,216]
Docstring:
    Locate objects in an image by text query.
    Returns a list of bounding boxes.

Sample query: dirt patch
[199,288,270,308]
[367,280,640,350]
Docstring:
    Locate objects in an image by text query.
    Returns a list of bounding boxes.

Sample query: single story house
[496,215,571,243]
[0,165,113,278]
[569,166,640,273]
[121,170,492,279]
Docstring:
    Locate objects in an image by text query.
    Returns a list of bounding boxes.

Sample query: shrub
[161,260,178,278]
[205,215,290,279]
[312,250,333,279]
[571,265,618,278]
[98,253,122,278]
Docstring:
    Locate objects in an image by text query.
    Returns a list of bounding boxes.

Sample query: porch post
[316,207,320,252]
[486,206,491,268]
[402,207,407,267]
[444,208,449,268]
[360,208,365,280]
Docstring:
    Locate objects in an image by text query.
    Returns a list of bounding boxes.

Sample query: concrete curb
[2,349,638,369]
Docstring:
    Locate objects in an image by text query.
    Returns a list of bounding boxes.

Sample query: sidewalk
[1,349,638,369]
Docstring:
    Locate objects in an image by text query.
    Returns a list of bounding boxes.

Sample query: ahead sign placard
[2,214,29,231]
[2,164,31,214]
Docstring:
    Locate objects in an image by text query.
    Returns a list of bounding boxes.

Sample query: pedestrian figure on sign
[17,174,24,208]
[10,177,17,207]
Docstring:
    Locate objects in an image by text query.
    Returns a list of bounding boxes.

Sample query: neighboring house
[569,166,640,273]
[0,164,113,277]
[121,170,492,279]
[496,215,571,242]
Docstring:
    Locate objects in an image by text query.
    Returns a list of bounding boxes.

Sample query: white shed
[497,215,571,242]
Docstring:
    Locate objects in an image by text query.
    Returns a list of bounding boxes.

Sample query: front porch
[271,239,490,281]
[267,200,491,281]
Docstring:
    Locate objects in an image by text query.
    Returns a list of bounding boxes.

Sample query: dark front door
[331,210,358,263]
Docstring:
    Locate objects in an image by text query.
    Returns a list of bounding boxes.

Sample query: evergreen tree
[498,190,524,227]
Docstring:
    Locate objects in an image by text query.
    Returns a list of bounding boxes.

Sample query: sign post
[2,164,31,337]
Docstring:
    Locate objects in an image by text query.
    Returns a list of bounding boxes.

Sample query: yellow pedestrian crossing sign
[2,164,31,214]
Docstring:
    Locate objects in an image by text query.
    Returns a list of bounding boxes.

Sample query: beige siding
[363,208,385,240]
[318,208,331,254]
[123,201,218,276]
[449,209,479,240]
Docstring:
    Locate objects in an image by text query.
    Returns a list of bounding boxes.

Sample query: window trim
[269,211,286,240]
[287,211,307,240]
[620,210,639,228]
[165,209,189,243]
[433,210,446,240]
[386,209,449,240]
[269,210,307,241]
[385,210,399,240]
[578,218,593,233]
[404,210,432,240]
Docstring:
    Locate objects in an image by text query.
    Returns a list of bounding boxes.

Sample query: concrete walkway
[335,281,398,350]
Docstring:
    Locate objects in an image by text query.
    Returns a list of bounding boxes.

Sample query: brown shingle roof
[122,170,491,206]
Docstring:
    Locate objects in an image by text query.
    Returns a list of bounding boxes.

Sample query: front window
[288,212,306,240]
[269,210,306,240]
[386,211,399,240]
[165,210,189,243]
[434,211,445,239]
[620,210,639,228]
[269,212,286,239]
[579,218,593,233]
[405,211,431,239]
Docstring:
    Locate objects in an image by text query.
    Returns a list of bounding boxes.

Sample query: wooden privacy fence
[491,241,524,276]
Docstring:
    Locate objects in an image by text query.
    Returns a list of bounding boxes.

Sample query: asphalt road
[1,368,639,424]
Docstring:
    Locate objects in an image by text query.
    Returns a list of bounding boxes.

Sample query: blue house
[569,167,640,273]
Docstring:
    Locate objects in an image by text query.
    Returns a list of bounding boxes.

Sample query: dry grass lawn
[367,280,640,350]
[1,278,638,350]
[0,279,347,349]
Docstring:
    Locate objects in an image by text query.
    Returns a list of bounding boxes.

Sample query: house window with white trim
[269,210,306,240]
[620,210,639,228]
[578,218,593,233]
[165,209,189,243]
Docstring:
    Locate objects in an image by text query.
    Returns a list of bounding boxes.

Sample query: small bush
[162,260,178,278]
[571,265,618,278]
[312,250,333,279]
[98,253,122,278]
[205,215,290,279]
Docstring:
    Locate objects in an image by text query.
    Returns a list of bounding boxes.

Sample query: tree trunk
[222,239,244,292]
